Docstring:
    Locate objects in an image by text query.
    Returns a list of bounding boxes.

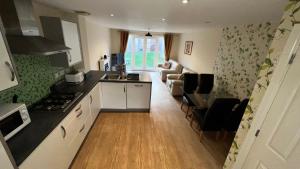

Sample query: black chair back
[183,73,198,94]
[202,98,240,131]
[224,99,249,131]
[197,74,214,94]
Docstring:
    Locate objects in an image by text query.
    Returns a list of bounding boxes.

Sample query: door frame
[232,24,300,169]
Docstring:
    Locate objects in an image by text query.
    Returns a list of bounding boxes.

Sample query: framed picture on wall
[184,41,193,55]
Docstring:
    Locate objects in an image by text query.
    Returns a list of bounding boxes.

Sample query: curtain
[164,33,173,61]
[120,31,129,54]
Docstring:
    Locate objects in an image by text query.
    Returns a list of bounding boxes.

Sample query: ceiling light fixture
[181,0,190,4]
[162,18,166,22]
[74,10,91,16]
[110,14,114,17]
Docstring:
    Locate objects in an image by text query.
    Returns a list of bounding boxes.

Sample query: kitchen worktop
[6,71,152,166]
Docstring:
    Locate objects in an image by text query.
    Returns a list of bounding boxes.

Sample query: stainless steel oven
[0,103,31,141]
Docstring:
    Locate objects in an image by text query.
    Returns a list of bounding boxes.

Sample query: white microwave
[0,103,31,141]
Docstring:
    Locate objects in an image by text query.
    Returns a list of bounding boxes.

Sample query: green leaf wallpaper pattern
[223,1,300,169]
[213,23,276,100]
[0,55,61,105]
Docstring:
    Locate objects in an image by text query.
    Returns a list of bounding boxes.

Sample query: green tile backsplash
[0,55,61,105]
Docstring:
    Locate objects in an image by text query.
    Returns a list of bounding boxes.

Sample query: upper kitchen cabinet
[0,19,18,92]
[40,16,82,67]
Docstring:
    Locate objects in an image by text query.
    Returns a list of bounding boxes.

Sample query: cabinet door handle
[76,110,83,118]
[75,105,81,112]
[5,61,15,81]
[79,124,85,133]
[61,126,66,138]
[67,51,72,63]
[124,86,126,93]
[134,84,143,87]
[90,95,93,104]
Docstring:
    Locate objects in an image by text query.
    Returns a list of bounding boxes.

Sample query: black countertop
[6,71,152,166]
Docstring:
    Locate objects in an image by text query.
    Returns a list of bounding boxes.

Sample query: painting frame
[184,41,193,55]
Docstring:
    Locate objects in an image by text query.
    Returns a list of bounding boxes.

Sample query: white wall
[110,29,120,54]
[174,28,222,73]
[79,17,111,71]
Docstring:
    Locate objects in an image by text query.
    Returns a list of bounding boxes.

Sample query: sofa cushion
[175,64,183,73]
[169,60,179,70]
[163,62,172,69]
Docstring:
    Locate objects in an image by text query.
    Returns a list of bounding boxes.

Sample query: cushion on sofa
[175,64,184,73]
[162,62,172,69]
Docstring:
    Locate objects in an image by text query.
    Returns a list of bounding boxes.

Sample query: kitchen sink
[101,74,120,80]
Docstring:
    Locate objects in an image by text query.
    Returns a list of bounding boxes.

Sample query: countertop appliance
[0,103,31,141]
[32,92,83,112]
[65,71,84,83]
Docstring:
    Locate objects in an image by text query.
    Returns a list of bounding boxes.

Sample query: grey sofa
[157,59,183,82]
[166,67,195,96]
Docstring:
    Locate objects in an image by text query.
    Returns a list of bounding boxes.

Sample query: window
[125,34,165,70]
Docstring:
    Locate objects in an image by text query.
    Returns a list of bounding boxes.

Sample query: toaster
[65,71,84,83]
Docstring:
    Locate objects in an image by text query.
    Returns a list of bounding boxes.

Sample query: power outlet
[54,69,65,79]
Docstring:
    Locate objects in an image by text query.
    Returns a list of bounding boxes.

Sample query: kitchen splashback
[0,55,62,105]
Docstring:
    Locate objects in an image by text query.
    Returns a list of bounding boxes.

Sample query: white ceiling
[36,0,288,33]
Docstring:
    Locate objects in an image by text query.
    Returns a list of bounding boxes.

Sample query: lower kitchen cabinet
[101,82,127,109]
[127,83,151,109]
[19,86,97,169]
[19,125,69,169]
[88,83,101,122]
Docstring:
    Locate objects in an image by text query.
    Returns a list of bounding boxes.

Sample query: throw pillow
[162,62,171,69]
[175,64,183,73]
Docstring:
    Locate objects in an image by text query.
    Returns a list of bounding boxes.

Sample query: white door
[127,83,151,109]
[101,82,126,109]
[242,40,300,169]
[89,83,101,122]
[61,20,82,66]
[0,29,18,91]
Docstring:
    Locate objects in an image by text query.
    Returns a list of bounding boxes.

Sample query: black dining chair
[223,99,249,139]
[190,98,240,140]
[181,73,198,114]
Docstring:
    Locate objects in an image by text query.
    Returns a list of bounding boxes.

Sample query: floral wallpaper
[213,23,276,100]
[223,1,298,168]
[0,55,62,105]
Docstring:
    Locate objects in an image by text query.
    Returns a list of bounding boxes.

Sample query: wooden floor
[71,72,222,169]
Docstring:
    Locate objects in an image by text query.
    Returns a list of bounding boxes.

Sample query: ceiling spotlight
[110,14,114,17]
[181,0,190,4]
[162,18,166,22]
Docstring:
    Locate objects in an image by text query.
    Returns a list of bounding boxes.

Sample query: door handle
[61,126,66,138]
[90,95,93,104]
[76,110,83,118]
[79,124,85,133]
[5,61,15,81]
[75,105,82,112]
[124,86,126,93]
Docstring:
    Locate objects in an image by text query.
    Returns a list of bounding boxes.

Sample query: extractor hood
[0,0,70,55]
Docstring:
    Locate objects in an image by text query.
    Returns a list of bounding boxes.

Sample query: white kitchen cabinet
[20,95,93,169]
[126,83,151,109]
[19,125,69,169]
[88,83,101,122]
[61,20,82,66]
[0,21,18,92]
[40,17,82,67]
[101,82,127,109]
